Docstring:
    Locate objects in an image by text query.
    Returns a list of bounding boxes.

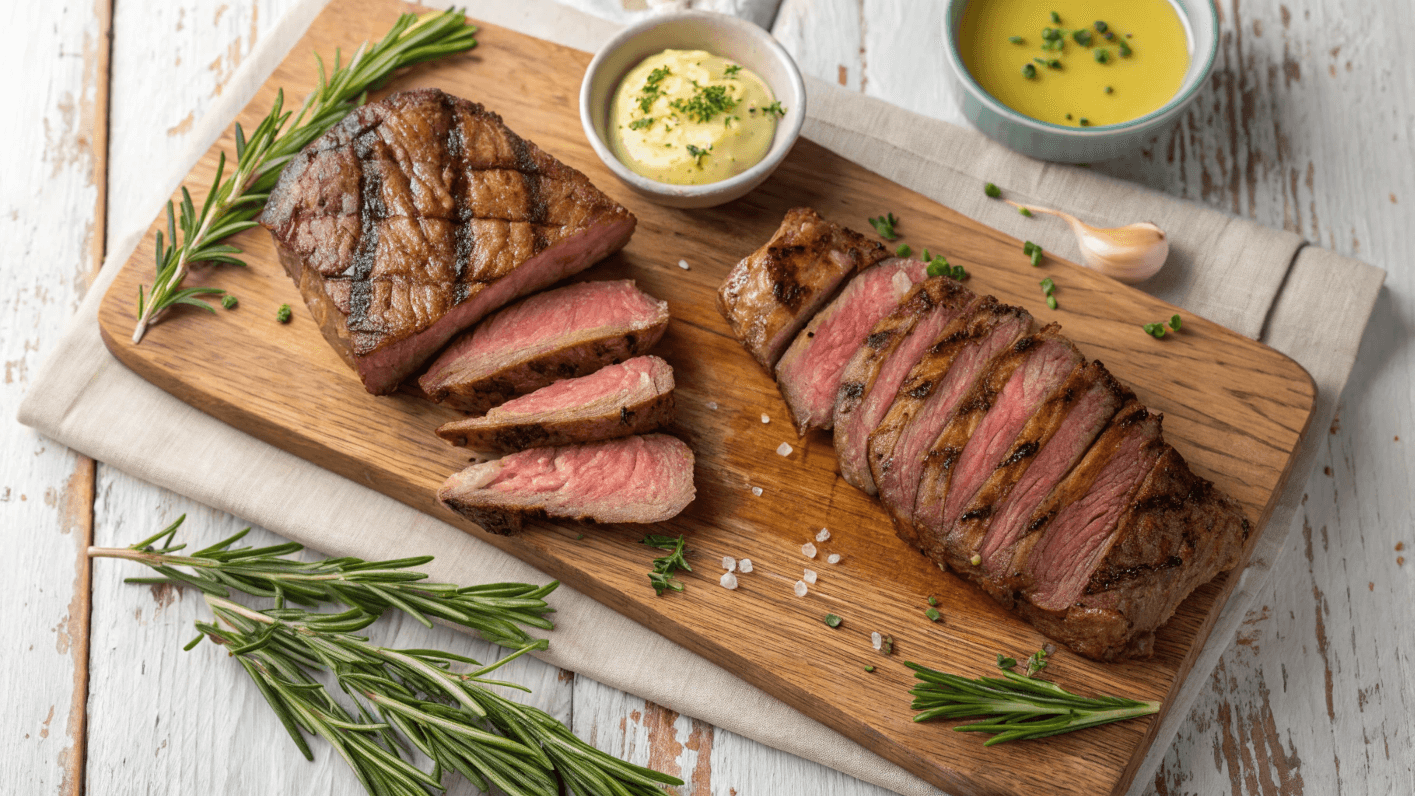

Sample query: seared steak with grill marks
[834,278,975,494]
[439,434,695,535]
[260,88,635,394]
[435,355,675,451]
[717,208,888,372]
[419,280,669,414]
[775,258,929,435]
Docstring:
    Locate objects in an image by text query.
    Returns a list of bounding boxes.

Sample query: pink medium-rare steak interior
[490,355,668,416]
[775,258,930,435]
[716,207,889,372]
[260,88,636,394]
[834,278,975,494]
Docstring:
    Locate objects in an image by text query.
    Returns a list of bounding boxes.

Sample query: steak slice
[717,207,888,372]
[435,355,675,451]
[260,88,636,394]
[775,258,930,435]
[438,434,695,535]
[1014,448,1251,660]
[419,280,669,413]
[834,278,976,494]
[967,361,1130,600]
[912,326,1083,569]
[868,298,1033,546]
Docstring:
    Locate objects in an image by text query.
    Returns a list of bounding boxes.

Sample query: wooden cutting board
[95,1,1317,793]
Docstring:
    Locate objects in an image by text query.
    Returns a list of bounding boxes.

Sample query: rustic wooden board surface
[86,2,1317,794]
[11,0,1413,795]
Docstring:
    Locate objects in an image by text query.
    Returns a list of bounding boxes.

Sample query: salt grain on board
[803,568,817,584]
[739,559,754,573]
[751,486,763,497]
[723,556,736,572]
[801,541,817,558]
[827,553,841,564]
[678,259,690,270]
[793,580,808,597]
[871,631,883,650]
[761,413,771,424]
[720,572,738,589]
[777,442,793,456]
[815,528,831,542]
[706,401,718,410]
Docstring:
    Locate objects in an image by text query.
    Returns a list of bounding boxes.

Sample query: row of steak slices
[259,88,694,534]
[718,207,1251,661]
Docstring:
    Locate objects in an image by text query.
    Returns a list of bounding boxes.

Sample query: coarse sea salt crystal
[723,556,736,572]
[815,528,831,542]
[739,559,754,573]
[801,541,817,558]
[678,259,690,270]
[826,553,841,564]
[720,572,738,590]
[761,413,771,424]
[793,580,808,597]
[871,631,883,650]
[777,442,793,456]
[751,486,763,497]
[803,569,817,584]
[706,401,718,410]
[892,269,913,296]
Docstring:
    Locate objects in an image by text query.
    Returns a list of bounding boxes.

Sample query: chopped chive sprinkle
[864,665,876,672]
[928,595,938,606]
[1047,59,1062,69]
[276,304,292,324]
[1094,20,1109,33]
[221,294,237,310]
[1079,118,1091,127]
[1009,35,1024,44]
[1073,29,1093,46]
[920,248,931,263]
[1119,40,1133,57]
[1041,27,1061,41]
[1094,48,1111,64]
[825,613,843,628]
[924,607,942,622]
[1047,294,1058,310]
[1022,63,1037,79]
[997,654,1018,669]
[1019,207,1033,217]
[1170,314,1183,331]
[1105,85,1114,94]
[1040,277,1055,295]
[1143,323,1167,338]
[1065,113,1073,120]
[927,256,949,278]
[868,212,900,240]
[1050,11,1061,23]
[895,243,913,257]
[985,182,1002,198]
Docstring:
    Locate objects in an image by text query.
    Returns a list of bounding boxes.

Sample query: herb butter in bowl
[580,12,806,208]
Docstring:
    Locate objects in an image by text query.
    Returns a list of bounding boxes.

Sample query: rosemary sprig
[641,534,691,595]
[88,515,556,649]
[132,9,479,343]
[906,651,1160,745]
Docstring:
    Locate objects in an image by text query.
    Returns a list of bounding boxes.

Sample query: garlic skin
[1010,203,1169,284]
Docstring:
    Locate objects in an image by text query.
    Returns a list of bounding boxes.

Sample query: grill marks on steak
[869,298,1034,543]
[435,355,675,451]
[912,326,1083,568]
[260,88,635,394]
[438,434,695,535]
[834,278,976,494]
[717,207,888,372]
[775,258,930,435]
[418,280,669,413]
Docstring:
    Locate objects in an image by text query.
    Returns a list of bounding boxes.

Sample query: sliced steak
[775,258,930,435]
[1014,448,1251,660]
[438,434,695,534]
[260,88,636,394]
[868,298,1033,547]
[435,355,675,451]
[717,207,888,372]
[419,280,669,413]
[834,278,976,494]
[912,326,1083,569]
[966,361,1131,601]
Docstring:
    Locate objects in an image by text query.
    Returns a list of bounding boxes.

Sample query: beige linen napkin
[19,1,1384,794]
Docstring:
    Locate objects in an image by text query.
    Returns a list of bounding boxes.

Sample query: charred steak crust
[716,207,888,372]
[260,88,636,394]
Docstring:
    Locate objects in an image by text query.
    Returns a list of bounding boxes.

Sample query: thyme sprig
[132,9,479,343]
[906,651,1159,745]
[88,515,556,649]
[642,534,692,595]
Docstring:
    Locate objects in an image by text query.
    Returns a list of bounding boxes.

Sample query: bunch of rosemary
[133,8,479,343]
[90,517,682,796]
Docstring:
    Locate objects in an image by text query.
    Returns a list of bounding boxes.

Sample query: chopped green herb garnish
[1079,118,1091,127]
[868,212,900,240]
[1094,20,1109,33]
[637,66,672,113]
[1170,313,1183,331]
[1047,295,1058,310]
[1022,63,1038,79]
[685,143,711,166]
[575,533,585,540]
[1024,241,1044,267]
[895,243,913,257]
[670,83,737,123]
[920,248,932,262]
[1119,39,1133,57]
[1009,35,1024,44]
[276,304,292,323]
[1046,59,1062,70]
[1105,85,1114,94]
[864,665,876,673]
[825,613,843,628]
[1025,648,1049,676]
[1042,27,1061,41]
[984,182,1002,198]
[1019,207,1033,217]
[881,635,894,655]
[928,596,938,606]
[1050,11,1061,23]
[1073,29,1094,46]
[969,553,982,566]
[924,607,942,622]
[1142,322,1167,338]
[627,117,654,131]
[759,100,786,117]
[724,63,742,77]
[997,654,1018,670]
[1040,277,1055,295]
[1094,48,1111,64]
[642,534,692,595]
[221,294,237,310]
[927,256,949,277]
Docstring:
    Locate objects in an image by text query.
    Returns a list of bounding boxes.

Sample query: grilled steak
[834,278,975,494]
[869,298,1033,545]
[419,280,669,413]
[912,326,1083,569]
[438,434,695,535]
[1012,448,1249,660]
[259,88,636,394]
[717,207,888,372]
[775,258,929,435]
[435,355,675,451]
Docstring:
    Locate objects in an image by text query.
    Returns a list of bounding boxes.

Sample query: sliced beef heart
[869,298,1033,546]
[834,278,976,494]
[438,434,695,535]
[260,88,635,394]
[419,280,669,413]
[912,325,1083,569]
[775,258,929,435]
[435,355,675,451]
[717,208,888,372]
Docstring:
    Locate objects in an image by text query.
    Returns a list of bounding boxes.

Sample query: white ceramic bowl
[579,11,806,209]
[943,0,1218,163]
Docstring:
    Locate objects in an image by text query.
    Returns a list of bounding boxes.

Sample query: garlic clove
[1009,202,1169,284]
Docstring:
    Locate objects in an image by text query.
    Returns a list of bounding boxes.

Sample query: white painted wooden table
[6,1,1411,793]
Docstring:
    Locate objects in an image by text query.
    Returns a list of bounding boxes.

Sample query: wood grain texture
[89,3,1317,794]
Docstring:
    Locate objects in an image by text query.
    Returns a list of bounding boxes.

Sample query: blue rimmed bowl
[944,0,1218,163]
